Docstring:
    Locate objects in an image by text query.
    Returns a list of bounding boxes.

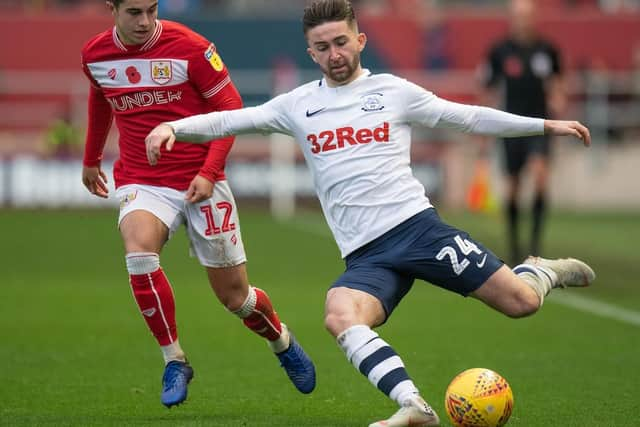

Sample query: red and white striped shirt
[81,20,241,190]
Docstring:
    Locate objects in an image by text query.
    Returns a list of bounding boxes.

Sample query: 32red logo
[307,122,390,154]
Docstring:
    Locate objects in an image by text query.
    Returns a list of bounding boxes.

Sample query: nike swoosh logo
[476,254,487,268]
[305,107,326,117]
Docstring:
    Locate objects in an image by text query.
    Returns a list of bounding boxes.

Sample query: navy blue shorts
[331,208,503,319]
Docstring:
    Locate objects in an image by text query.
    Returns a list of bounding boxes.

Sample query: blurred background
[0,0,639,213]
[2,3,639,425]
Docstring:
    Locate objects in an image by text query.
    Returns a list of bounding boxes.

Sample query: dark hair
[109,0,124,7]
[302,0,357,34]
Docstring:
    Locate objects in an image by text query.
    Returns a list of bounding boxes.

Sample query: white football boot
[524,256,595,288]
[368,395,440,427]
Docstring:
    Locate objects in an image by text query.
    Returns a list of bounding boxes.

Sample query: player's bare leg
[207,264,316,393]
[120,210,193,407]
[473,259,595,314]
[325,288,440,427]
[472,265,541,317]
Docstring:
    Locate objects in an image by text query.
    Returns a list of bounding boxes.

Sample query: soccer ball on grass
[444,368,514,427]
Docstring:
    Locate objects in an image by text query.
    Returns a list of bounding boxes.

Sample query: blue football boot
[276,329,316,394]
[161,360,194,407]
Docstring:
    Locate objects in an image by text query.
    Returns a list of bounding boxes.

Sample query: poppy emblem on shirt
[126,66,141,84]
[361,92,384,112]
[108,68,117,80]
[151,61,172,85]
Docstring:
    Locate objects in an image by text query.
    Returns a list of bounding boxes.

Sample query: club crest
[151,61,172,85]
[361,92,384,112]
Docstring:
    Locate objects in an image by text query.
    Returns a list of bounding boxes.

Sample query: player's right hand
[543,120,591,147]
[145,123,176,166]
[82,166,109,198]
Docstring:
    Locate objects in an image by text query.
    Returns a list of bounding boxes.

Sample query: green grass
[1,208,638,426]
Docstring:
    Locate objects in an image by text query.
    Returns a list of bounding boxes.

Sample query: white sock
[337,325,419,406]
[231,286,290,353]
[268,323,290,354]
[161,340,186,364]
[231,286,257,318]
[513,264,556,306]
[125,252,160,274]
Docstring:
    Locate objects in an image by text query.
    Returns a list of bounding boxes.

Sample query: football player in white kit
[145,1,595,425]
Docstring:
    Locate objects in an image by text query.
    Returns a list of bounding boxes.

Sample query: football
[444,368,514,427]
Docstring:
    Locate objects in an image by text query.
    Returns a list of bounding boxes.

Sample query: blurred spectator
[418,0,451,71]
[45,107,81,159]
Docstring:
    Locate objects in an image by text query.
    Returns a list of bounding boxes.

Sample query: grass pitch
[1,208,638,426]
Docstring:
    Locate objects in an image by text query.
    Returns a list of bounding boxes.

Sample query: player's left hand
[145,123,176,165]
[185,174,214,203]
[543,120,591,147]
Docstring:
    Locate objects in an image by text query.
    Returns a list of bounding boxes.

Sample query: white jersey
[169,70,544,257]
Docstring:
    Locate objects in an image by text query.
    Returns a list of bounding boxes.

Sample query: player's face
[509,0,536,40]
[306,20,366,87]
[108,0,158,45]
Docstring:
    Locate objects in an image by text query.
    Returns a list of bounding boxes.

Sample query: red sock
[241,287,282,341]
[130,268,177,346]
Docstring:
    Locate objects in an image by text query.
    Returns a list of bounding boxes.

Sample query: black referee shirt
[483,38,562,118]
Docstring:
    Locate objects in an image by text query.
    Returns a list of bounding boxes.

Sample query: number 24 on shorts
[436,235,485,276]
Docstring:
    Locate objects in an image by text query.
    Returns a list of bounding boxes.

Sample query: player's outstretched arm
[544,120,591,147]
[145,123,176,166]
[146,104,288,166]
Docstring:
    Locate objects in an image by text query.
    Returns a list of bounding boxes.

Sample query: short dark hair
[109,0,124,7]
[302,0,357,35]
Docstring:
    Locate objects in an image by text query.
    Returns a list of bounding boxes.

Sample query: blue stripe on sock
[358,345,397,377]
[377,367,410,396]
[513,265,538,276]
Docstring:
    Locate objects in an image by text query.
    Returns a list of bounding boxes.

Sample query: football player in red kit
[80,0,315,407]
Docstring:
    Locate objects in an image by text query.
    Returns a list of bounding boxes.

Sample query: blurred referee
[480,0,566,264]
